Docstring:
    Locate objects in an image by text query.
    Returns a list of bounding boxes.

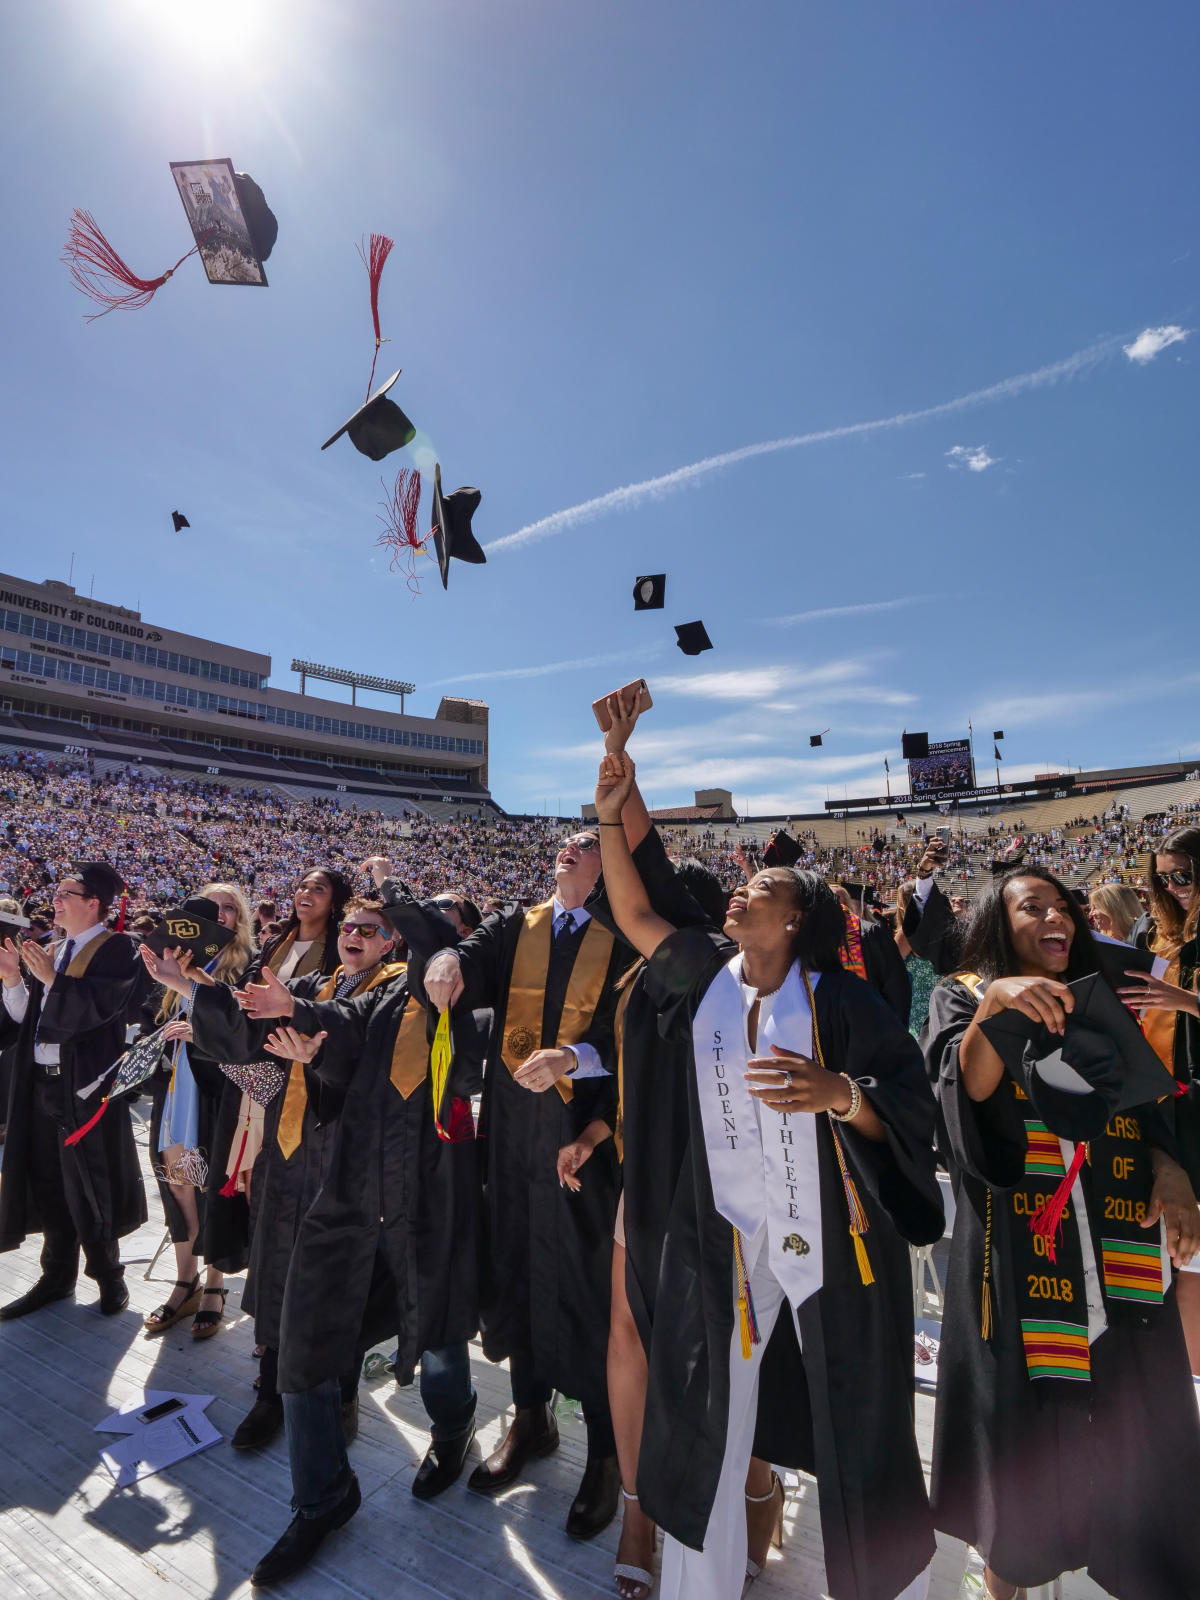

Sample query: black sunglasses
[1155,869,1194,889]
[559,836,600,853]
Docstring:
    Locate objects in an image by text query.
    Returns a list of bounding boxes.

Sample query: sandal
[614,1489,657,1599]
[190,1286,228,1340]
[144,1274,201,1336]
[745,1471,784,1581]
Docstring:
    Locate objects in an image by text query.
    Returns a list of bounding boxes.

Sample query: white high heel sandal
[614,1489,656,1599]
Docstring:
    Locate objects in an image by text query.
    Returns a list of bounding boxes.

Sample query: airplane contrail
[485,334,1126,554]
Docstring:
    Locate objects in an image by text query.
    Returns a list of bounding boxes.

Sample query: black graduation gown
[636,927,943,1600]
[923,979,1200,1599]
[431,904,627,1410]
[277,983,485,1392]
[859,914,912,1023]
[903,879,964,977]
[189,969,361,1349]
[0,932,148,1250]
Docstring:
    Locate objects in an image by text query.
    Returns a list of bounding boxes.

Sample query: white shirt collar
[59,922,106,957]
[552,897,591,928]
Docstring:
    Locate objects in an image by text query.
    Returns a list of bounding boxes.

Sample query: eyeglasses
[1155,870,1194,889]
[339,921,389,938]
[559,837,600,853]
[52,888,90,901]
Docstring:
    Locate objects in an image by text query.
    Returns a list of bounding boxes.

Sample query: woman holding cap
[143,883,255,1339]
[923,866,1200,1600]
[594,748,942,1600]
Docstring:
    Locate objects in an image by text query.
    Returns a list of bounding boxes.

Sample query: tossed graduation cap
[430,464,485,589]
[171,511,190,533]
[763,829,802,867]
[71,861,125,906]
[992,730,1005,742]
[64,159,275,320]
[144,896,235,965]
[810,734,823,748]
[633,574,666,611]
[321,370,415,462]
[675,621,713,656]
[901,730,929,759]
[977,971,1177,1141]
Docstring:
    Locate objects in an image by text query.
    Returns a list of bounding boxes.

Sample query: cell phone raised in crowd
[592,679,654,733]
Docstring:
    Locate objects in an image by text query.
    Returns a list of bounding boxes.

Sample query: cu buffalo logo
[782,1233,810,1256]
[167,918,201,940]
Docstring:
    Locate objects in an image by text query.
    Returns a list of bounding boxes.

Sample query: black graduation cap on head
[144,896,235,965]
[977,972,1177,1141]
[675,621,713,656]
[989,853,1026,876]
[321,370,415,462]
[633,574,665,611]
[71,861,125,906]
[430,464,485,589]
[171,511,190,532]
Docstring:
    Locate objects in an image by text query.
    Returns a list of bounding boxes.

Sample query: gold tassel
[852,1227,874,1287]
[981,1277,993,1341]
[738,1291,753,1359]
[981,1189,994,1341]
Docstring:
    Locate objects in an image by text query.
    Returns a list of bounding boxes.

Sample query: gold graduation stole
[388,994,433,1100]
[613,979,635,1163]
[499,899,615,1105]
[63,930,115,979]
[267,928,328,980]
[276,961,407,1159]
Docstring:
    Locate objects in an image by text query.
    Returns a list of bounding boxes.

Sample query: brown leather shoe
[467,1403,558,1494]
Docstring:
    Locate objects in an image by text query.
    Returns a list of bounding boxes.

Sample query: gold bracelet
[828,1073,861,1122]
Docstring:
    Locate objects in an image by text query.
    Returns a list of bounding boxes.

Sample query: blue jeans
[414,1340,476,1442]
[283,1380,354,1519]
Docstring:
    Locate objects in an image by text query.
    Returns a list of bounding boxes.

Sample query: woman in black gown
[923,866,1200,1600]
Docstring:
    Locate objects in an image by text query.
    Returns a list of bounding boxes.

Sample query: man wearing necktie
[419,831,629,1541]
[0,862,148,1319]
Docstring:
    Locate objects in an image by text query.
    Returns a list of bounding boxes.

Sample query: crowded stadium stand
[0,571,495,821]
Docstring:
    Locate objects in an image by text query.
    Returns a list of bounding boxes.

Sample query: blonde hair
[1087,883,1144,944]
[156,882,257,1023]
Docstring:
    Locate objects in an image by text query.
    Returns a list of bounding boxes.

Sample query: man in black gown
[0,862,147,1319]
[421,832,628,1539]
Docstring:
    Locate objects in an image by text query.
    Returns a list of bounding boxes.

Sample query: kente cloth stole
[996,1080,1164,1387]
[839,912,867,981]
[499,899,615,1105]
[276,961,408,1159]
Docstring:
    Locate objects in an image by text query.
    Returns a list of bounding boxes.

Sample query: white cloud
[945,444,998,473]
[1123,324,1190,364]
[767,595,928,628]
[899,471,926,480]
[426,643,663,689]
[487,334,1128,553]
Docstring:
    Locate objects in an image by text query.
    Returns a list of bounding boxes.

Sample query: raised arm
[594,752,676,960]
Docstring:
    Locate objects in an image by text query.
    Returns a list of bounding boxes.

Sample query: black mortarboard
[990,854,1026,876]
[145,896,235,966]
[430,464,485,589]
[675,621,713,656]
[809,734,823,748]
[321,370,416,461]
[171,511,190,532]
[763,829,802,867]
[992,730,1004,742]
[901,731,930,759]
[977,971,1177,1141]
[633,574,666,611]
[71,861,125,906]
[0,907,31,941]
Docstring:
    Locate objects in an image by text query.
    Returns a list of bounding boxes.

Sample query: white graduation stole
[692,955,824,1308]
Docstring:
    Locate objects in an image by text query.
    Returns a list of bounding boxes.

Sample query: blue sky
[2,1,1196,813]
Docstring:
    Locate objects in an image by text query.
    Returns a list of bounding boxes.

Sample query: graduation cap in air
[71,861,125,907]
[64,159,276,320]
[321,370,416,462]
[171,511,190,533]
[675,621,713,656]
[633,574,666,611]
[977,971,1177,1142]
[810,734,823,748]
[430,464,486,589]
[901,731,929,760]
[144,897,235,966]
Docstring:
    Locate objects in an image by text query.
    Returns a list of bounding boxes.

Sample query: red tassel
[375,469,425,595]
[115,893,128,932]
[63,210,198,321]
[63,1095,110,1146]
[220,1121,251,1197]
[1030,1141,1087,1264]
[355,232,395,397]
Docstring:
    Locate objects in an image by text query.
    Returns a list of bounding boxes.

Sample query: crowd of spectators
[2,748,1198,932]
